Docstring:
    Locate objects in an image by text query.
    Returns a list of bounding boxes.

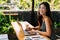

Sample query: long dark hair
[37,2,52,26]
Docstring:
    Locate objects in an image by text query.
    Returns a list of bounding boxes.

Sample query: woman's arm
[37,17,52,37]
[32,21,41,30]
[26,20,41,31]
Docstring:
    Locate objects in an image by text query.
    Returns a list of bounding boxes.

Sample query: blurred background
[0,0,60,40]
[0,0,60,10]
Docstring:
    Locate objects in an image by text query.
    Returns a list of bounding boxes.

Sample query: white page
[11,22,20,34]
[20,21,34,30]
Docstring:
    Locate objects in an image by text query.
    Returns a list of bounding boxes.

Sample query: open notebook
[11,21,49,40]
[19,21,33,30]
[17,21,35,36]
[17,21,40,40]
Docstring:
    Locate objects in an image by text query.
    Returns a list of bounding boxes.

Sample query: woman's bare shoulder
[45,16,52,25]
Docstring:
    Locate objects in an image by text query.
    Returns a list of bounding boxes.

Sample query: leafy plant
[34,0,60,10]
[0,12,14,34]
[54,21,60,29]
[0,11,24,34]
[0,0,7,4]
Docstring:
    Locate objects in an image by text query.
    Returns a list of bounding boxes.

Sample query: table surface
[11,21,50,40]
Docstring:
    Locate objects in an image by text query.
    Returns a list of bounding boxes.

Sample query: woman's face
[39,4,47,15]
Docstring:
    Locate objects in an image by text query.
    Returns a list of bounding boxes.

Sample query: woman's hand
[25,25,38,31]
[28,29,36,35]
[31,29,40,33]
[32,26,40,30]
[25,27,32,31]
[25,24,33,31]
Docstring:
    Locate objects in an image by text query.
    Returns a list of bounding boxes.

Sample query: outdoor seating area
[0,0,60,40]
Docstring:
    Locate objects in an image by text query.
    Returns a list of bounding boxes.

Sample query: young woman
[26,2,56,40]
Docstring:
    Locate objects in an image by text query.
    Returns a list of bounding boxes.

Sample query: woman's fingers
[28,31,36,35]
[25,27,31,31]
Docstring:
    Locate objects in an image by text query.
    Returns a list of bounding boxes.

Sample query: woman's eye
[39,6,46,9]
[43,7,46,9]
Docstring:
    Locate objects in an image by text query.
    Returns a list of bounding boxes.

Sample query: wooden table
[11,22,50,40]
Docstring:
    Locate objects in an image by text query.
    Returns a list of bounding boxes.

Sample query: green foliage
[0,12,24,34]
[0,0,60,10]
[17,0,32,10]
[54,22,60,29]
[17,0,60,10]
[0,12,14,34]
[34,0,60,10]
[0,0,7,4]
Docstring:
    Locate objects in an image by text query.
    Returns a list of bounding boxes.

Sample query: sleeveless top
[40,21,56,40]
